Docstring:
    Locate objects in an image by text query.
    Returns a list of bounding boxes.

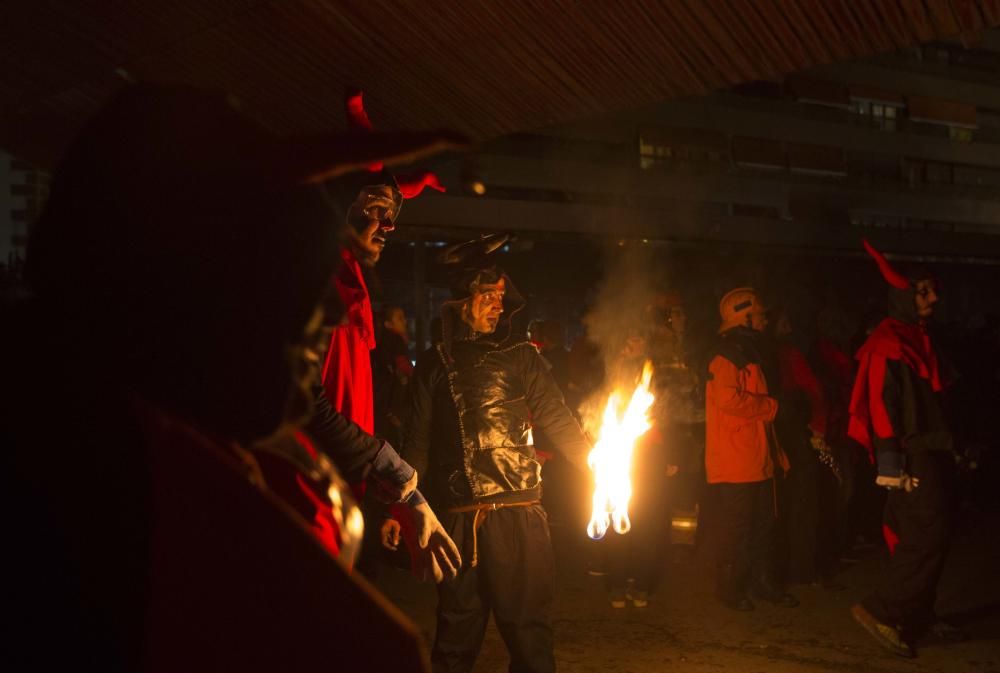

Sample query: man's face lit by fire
[914,279,938,322]
[348,186,398,266]
[463,278,506,334]
[749,310,768,333]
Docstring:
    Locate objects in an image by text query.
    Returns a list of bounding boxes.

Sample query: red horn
[863,239,910,290]
[344,88,383,172]
[344,88,374,131]
[396,170,446,199]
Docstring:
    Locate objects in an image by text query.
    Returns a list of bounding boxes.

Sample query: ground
[374,505,1000,673]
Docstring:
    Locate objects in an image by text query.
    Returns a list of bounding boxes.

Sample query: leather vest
[436,341,541,504]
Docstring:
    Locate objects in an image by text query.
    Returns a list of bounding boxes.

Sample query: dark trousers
[432,505,555,673]
[848,448,887,546]
[712,480,779,602]
[784,449,820,584]
[604,493,666,594]
[862,451,956,631]
[784,452,840,583]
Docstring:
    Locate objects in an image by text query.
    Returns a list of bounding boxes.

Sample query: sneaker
[851,604,915,658]
[629,590,649,608]
[610,591,627,609]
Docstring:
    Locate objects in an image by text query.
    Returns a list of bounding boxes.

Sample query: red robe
[848,318,948,556]
[322,247,376,435]
[815,338,855,444]
[847,318,944,461]
[282,248,377,560]
[776,342,828,437]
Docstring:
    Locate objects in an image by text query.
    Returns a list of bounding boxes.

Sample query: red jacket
[705,355,787,484]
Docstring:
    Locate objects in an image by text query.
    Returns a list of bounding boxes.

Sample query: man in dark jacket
[402,235,591,673]
[848,241,961,658]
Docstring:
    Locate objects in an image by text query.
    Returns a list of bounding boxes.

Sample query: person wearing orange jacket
[706,288,798,611]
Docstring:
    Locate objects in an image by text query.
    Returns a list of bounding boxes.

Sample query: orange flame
[587,361,655,540]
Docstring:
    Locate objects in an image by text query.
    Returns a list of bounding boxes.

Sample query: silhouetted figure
[1,83,463,673]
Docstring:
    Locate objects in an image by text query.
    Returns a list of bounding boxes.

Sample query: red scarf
[847,318,943,459]
[321,248,376,434]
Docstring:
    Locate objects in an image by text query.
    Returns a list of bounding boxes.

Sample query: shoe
[927,619,967,642]
[629,590,649,608]
[610,591,627,609]
[851,604,915,658]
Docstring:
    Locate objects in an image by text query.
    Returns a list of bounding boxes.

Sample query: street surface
[376,506,1000,673]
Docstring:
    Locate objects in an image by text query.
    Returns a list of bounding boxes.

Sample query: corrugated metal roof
[2,0,999,168]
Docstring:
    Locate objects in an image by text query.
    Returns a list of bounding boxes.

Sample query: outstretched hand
[391,502,462,583]
[409,503,462,582]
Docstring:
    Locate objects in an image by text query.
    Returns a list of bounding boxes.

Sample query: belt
[447,500,541,567]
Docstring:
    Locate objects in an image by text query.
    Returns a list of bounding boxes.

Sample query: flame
[587,360,655,540]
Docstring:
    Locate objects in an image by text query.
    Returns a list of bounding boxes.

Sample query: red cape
[847,318,944,460]
[322,247,376,435]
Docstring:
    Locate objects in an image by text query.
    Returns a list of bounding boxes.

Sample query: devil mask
[338,90,447,266]
[863,240,938,325]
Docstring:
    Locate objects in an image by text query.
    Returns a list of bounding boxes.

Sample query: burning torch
[586,360,656,540]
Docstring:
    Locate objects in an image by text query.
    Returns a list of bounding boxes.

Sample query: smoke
[576,242,668,436]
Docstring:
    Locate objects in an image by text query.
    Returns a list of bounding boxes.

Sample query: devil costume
[281,90,443,563]
[321,90,444,439]
[402,236,590,673]
[1,84,464,672]
[848,240,957,654]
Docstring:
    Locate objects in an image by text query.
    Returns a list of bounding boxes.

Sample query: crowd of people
[1,81,995,673]
[510,261,985,662]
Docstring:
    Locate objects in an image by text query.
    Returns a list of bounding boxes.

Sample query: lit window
[949,127,974,142]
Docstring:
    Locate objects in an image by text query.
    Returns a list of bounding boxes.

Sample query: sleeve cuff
[404,488,427,507]
[371,440,416,485]
[876,449,905,478]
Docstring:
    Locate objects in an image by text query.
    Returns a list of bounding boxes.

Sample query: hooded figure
[848,240,962,658]
[2,82,465,673]
[400,234,590,673]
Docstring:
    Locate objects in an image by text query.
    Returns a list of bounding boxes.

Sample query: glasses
[362,202,396,223]
[359,188,401,224]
